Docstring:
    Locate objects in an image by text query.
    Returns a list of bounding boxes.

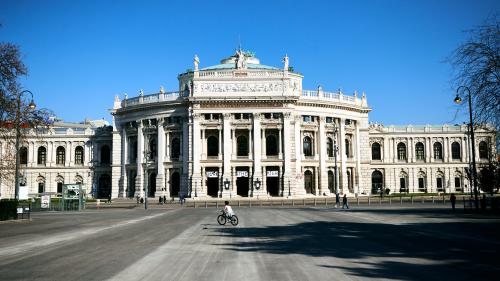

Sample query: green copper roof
[200,63,280,71]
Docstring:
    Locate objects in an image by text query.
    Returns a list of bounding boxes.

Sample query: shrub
[0,199,19,220]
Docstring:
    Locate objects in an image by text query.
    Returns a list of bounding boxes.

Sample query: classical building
[108,50,496,199]
[0,119,112,199]
[1,50,496,200]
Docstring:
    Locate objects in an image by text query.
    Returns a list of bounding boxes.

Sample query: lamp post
[224,178,230,199]
[288,179,291,197]
[14,90,36,200]
[254,178,261,200]
[455,86,479,210]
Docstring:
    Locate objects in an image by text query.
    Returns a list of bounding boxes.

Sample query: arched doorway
[148,172,156,197]
[170,172,180,197]
[98,174,111,199]
[371,170,383,194]
[304,170,314,194]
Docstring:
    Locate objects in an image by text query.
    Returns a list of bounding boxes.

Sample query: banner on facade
[63,184,81,199]
[206,171,218,178]
[236,171,248,177]
[267,171,279,177]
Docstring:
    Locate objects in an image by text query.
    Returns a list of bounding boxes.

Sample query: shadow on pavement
[211,218,499,280]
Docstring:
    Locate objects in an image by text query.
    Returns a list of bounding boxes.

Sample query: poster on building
[63,184,81,199]
[236,171,248,177]
[206,171,218,178]
[267,171,279,177]
[41,195,50,208]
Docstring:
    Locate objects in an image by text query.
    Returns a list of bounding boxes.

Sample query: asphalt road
[0,206,498,281]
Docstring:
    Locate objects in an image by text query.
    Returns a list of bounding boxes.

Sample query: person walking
[342,194,349,209]
[335,193,340,208]
[450,193,456,212]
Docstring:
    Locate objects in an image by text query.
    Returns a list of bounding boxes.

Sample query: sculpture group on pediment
[198,83,284,93]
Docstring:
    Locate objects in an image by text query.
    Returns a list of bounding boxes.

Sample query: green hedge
[0,199,19,220]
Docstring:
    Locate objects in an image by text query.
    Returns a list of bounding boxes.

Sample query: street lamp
[254,178,261,199]
[14,90,36,200]
[224,178,230,198]
[455,86,479,210]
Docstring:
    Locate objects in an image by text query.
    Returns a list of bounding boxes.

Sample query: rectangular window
[400,178,406,191]
[57,182,63,193]
[418,178,425,189]
[436,178,443,189]
[454,177,461,188]
[38,182,44,193]
[302,115,311,122]
[326,117,333,123]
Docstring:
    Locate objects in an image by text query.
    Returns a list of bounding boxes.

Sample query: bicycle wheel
[217,214,226,225]
[230,215,238,226]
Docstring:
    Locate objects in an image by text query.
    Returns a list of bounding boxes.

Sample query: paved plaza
[0,206,499,281]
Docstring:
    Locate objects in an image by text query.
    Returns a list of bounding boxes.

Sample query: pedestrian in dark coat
[342,194,349,209]
[450,193,456,212]
[335,193,340,208]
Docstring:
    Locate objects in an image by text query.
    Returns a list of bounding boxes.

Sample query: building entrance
[236,178,249,197]
[206,169,219,197]
[170,172,180,197]
[266,168,280,196]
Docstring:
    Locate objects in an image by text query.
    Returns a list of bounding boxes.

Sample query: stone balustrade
[301,90,361,106]
[122,91,184,107]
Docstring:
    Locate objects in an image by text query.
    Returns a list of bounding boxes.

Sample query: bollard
[303,199,306,206]
[194,201,196,208]
[249,200,252,208]
[400,196,403,205]
[432,196,434,204]
[368,197,371,206]
[292,200,295,206]
[422,197,424,204]
[379,197,382,205]
[389,197,392,205]
[411,196,414,204]
[205,201,208,208]
[238,201,240,207]
[357,197,359,206]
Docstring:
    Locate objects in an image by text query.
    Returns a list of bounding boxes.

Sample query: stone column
[261,128,266,159]
[314,167,319,196]
[232,128,236,159]
[283,113,292,193]
[356,123,362,195]
[218,127,222,160]
[156,118,165,197]
[294,115,304,195]
[222,113,232,197]
[135,120,144,198]
[318,116,328,195]
[192,114,201,195]
[409,138,415,163]
[200,129,205,159]
[165,130,170,160]
[339,118,347,194]
[248,128,253,160]
[278,126,283,159]
[253,113,262,197]
[444,137,449,162]
[111,128,122,198]
[121,127,128,197]
[182,117,189,192]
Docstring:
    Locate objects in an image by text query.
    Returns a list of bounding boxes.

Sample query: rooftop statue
[235,49,246,69]
[194,54,200,71]
[283,54,289,71]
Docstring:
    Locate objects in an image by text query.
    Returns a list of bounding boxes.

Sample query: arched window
[56,146,65,165]
[415,142,425,160]
[37,146,47,165]
[345,139,351,157]
[418,172,426,191]
[171,138,180,159]
[327,138,333,157]
[132,141,138,161]
[433,142,443,160]
[303,136,312,156]
[237,136,248,156]
[397,142,407,160]
[37,176,45,193]
[371,142,381,160]
[479,141,488,159]
[436,172,444,191]
[207,136,219,157]
[451,142,461,160]
[266,135,278,156]
[20,147,28,165]
[100,145,110,164]
[371,170,383,194]
[74,146,84,165]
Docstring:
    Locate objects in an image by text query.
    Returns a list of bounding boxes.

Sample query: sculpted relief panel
[195,82,284,93]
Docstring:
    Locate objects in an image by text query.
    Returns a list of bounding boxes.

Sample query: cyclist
[223,201,234,218]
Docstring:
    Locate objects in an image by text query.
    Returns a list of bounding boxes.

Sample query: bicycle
[217,210,239,226]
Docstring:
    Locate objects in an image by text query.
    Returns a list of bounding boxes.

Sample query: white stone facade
[0,120,112,199]
[109,50,496,199]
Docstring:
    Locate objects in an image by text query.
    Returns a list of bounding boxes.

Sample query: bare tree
[449,16,500,132]
[0,35,52,191]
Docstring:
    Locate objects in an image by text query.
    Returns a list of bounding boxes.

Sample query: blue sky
[1,0,498,125]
